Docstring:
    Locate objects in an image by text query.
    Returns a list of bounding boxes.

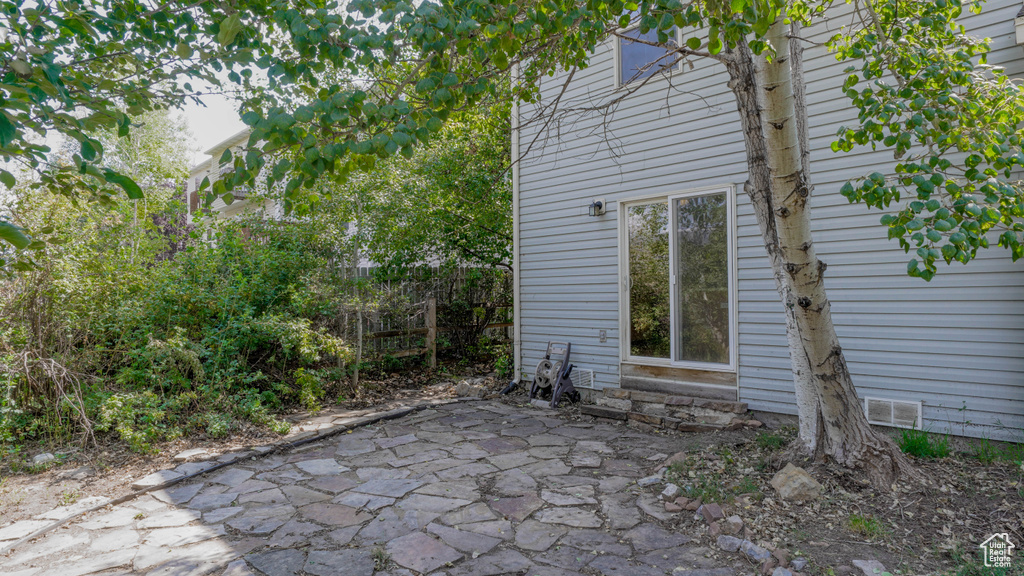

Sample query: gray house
[511,2,1024,440]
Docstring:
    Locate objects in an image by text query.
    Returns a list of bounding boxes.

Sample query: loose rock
[455,381,486,398]
[852,559,888,576]
[637,475,661,487]
[769,463,822,502]
[661,483,680,500]
[741,540,773,562]
[717,535,743,552]
[698,503,725,524]
[723,515,743,535]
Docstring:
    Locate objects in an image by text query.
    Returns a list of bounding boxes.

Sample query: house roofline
[203,128,251,155]
[189,128,252,175]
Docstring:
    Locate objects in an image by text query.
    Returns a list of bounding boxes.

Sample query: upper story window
[617,25,678,86]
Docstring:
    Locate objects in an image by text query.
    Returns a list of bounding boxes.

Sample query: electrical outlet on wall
[599,329,607,343]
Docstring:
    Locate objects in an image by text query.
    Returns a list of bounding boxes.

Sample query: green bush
[0,209,357,453]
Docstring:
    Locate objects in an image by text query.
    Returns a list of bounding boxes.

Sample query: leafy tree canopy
[322,99,511,274]
[0,0,1021,277]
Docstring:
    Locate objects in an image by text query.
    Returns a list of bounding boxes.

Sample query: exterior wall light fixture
[589,198,606,216]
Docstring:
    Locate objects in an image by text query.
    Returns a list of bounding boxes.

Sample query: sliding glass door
[626,202,671,358]
[625,188,734,369]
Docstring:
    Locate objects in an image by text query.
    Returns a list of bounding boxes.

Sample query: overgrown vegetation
[966,438,1024,465]
[0,207,352,454]
[896,428,952,459]
[0,105,513,463]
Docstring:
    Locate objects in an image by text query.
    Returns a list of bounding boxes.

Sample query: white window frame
[612,20,684,89]
[617,184,738,373]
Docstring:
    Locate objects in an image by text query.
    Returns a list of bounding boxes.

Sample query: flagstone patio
[0,400,755,576]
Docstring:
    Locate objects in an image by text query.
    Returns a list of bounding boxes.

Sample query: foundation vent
[864,397,922,430]
[570,368,595,390]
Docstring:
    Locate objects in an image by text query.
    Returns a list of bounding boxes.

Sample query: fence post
[426,295,437,369]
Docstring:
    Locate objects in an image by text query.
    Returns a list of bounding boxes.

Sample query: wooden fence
[364,296,513,368]
[342,267,512,386]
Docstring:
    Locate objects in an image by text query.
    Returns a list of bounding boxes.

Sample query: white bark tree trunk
[724,21,916,486]
[724,40,820,451]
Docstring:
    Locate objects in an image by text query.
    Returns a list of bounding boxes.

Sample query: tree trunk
[724,41,820,451]
[725,21,917,487]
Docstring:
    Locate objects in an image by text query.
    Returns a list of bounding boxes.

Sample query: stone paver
[294,458,350,476]
[1,400,757,576]
[351,478,422,498]
[305,548,375,576]
[386,531,462,573]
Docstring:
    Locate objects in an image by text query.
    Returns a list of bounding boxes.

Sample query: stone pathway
[0,400,755,576]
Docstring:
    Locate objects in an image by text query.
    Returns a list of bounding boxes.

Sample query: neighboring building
[512,2,1024,440]
[185,129,282,221]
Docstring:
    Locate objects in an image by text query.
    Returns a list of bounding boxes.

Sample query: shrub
[293,368,325,413]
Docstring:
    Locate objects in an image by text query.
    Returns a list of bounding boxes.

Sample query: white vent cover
[864,397,922,430]
[570,368,595,390]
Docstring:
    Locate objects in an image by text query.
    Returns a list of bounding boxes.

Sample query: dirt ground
[556,402,1024,575]
[2,369,1022,575]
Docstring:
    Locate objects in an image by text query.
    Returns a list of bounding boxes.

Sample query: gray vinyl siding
[517,1,1024,440]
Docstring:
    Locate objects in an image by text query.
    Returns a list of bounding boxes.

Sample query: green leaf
[0,170,15,188]
[217,14,243,46]
[0,221,31,249]
[105,171,144,200]
[0,114,16,148]
[81,140,97,161]
[708,34,722,55]
[220,149,233,165]
[415,78,437,94]
[175,42,194,59]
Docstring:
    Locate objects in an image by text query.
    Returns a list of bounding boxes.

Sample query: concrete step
[580,404,761,433]
[601,388,748,414]
[585,387,761,433]
[620,375,737,401]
